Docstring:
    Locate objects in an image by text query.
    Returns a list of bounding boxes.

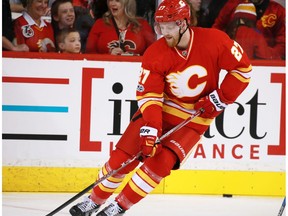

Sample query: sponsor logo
[210,93,225,110]
[170,139,186,158]
[140,128,150,134]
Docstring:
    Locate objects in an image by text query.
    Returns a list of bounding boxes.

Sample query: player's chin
[165,39,177,48]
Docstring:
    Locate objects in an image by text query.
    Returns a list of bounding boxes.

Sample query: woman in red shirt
[13,0,55,52]
[85,0,155,55]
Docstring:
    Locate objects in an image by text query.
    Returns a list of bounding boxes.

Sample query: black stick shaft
[46,109,203,215]
[45,154,140,216]
[278,197,286,216]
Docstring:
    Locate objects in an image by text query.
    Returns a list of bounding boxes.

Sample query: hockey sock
[116,148,177,210]
[91,149,140,204]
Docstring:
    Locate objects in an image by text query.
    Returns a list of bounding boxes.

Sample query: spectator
[185,0,202,26]
[51,0,93,53]
[136,0,156,27]
[197,0,228,27]
[85,0,156,55]
[226,2,280,59]
[56,28,81,53]
[51,0,75,50]
[13,0,56,52]
[89,0,108,20]
[3,0,29,51]
[213,0,286,59]
[72,0,95,52]
[9,0,25,13]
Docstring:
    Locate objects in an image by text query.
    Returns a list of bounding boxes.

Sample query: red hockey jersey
[13,12,55,52]
[213,0,285,59]
[85,18,155,55]
[137,27,252,134]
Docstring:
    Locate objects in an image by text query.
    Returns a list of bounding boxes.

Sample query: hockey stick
[277,197,286,216]
[46,108,204,216]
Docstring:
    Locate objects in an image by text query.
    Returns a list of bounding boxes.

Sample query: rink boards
[2,52,285,196]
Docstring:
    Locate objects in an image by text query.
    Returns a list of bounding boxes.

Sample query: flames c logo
[108,40,136,51]
[261,13,277,28]
[166,65,207,98]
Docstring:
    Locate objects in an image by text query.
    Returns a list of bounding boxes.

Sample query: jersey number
[231,41,244,62]
[139,68,150,84]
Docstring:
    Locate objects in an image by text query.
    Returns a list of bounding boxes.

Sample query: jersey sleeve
[216,29,252,104]
[136,40,169,133]
[13,18,25,45]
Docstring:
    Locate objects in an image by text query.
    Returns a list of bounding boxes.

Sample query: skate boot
[69,196,101,216]
[96,201,126,216]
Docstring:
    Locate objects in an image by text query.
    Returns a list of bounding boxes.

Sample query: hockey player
[69,0,252,215]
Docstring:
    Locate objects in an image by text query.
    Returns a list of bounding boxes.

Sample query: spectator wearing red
[226,2,280,60]
[85,0,155,55]
[213,0,285,60]
[13,0,55,52]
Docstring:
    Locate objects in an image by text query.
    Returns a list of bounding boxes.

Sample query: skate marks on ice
[2,192,285,216]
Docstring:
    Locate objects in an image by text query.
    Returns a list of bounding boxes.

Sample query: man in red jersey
[69,0,252,215]
[213,0,285,59]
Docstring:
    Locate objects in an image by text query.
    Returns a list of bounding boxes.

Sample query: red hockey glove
[194,89,227,118]
[140,126,162,157]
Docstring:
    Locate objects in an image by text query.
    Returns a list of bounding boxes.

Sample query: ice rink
[3,192,285,216]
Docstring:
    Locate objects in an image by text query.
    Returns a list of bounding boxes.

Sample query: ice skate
[69,196,101,216]
[96,201,126,216]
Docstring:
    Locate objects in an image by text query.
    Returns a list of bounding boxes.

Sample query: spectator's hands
[140,126,162,157]
[110,47,124,55]
[44,7,51,16]
[194,89,227,118]
[12,44,29,52]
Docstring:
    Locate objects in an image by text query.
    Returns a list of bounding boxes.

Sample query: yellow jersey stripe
[163,104,213,126]
[231,72,251,83]
[140,101,162,113]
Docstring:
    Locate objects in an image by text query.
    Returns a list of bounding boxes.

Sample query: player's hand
[194,89,227,118]
[140,126,162,157]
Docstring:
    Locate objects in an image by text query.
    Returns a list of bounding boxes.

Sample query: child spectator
[226,2,280,60]
[85,0,155,55]
[13,0,55,52]
[56,28,81,53]
[51,0,76,50]
[51,0,93,52]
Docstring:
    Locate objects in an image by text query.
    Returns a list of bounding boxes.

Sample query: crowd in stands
[2,0,286,60]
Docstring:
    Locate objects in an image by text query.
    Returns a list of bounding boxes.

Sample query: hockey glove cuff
[140,126,162,157]
[194,89,227,118]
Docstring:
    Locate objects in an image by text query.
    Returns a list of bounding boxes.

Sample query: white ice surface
[2,192,285,216]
